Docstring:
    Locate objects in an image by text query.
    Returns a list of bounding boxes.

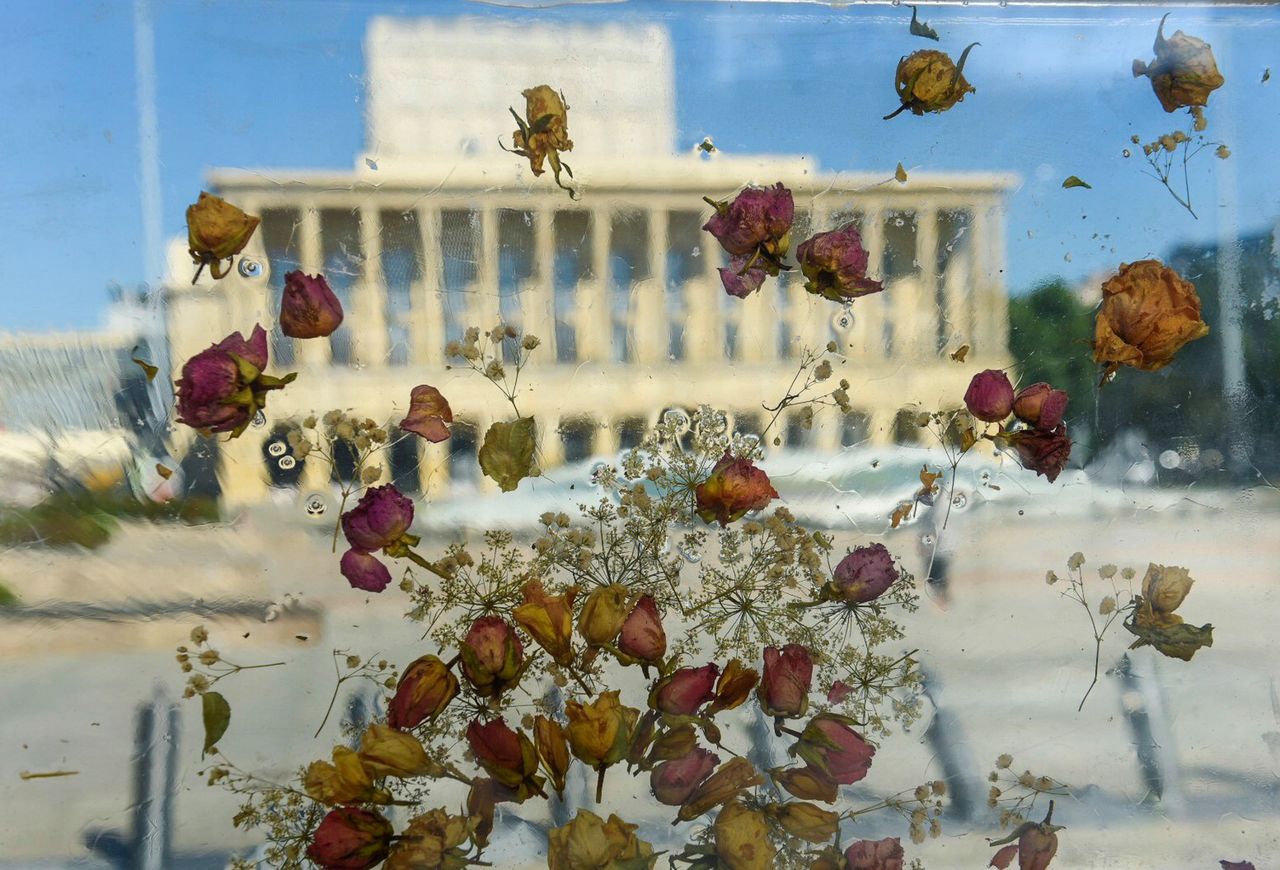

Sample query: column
[852,206,885,360]
[419,440,449,498]
[867,407,896,446]
[632,207,667,364]
[523,205,557,354]
[296,206,331,367]
[356,202,389,367]
[685,213,723,363]
[218,430,270,508]
[299,445,330,495]
[970,204,1003,360]
[595,417,619,457]
[473,207,501,331]
[539,414,565,469]
[575,207,611,361]
[942,244,972,352]
[915,206,939,357]
[413,206,445,365]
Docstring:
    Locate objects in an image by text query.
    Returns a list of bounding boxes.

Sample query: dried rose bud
[304,746,385,806]
[534,715,571,800]
[795,224,884,303]
[398,385,453,442]
[357,723,440,778]
[708,659,759,715]
[650,663,719,716]
[186,191,260,281]
[547,810,654,870]
[513,580,577,666]
[339,550,392,593]
[886,45,978,119]
[713,800,776,870]
[459,616,524,697]
[508,85,575,195]
[279,271,344,339]
[791,713,876,786]
[650,746,719,805]
[759,644,813,719]
[825,543,901,604]
[577,583,631,647]
[1093,259,1209,376]
[341,484,415,553]
[1012,383,1069,431]
[844,836,905,870]
[617,594,667,665]
[772,765,839,803]
[769,801,840,844]
[384,809,472,870]
[565,690,639,771]
[1011,424,1073,483]
[305,806,393,870]
[827,680,854,704]
[677,757,764,822]
[465,719,545,801]
[1140,563,1194,617]
[1133,14,1225,113]
[964,369,1015,423]
[387,654,458,729]
[695,451,778,527]
[175,325,295,437]
[703,183,794,298]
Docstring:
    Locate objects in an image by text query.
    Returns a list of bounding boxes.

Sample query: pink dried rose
[826,543,900,604]
[305,806,393,870]
[795,224,884,303]
[651,663,720,716]
[989,844,1019,869]
[341,484,415,552]
[826,680,854,704]
[759,644,813,719]
[339,549,393,593]
[387,655,459,730]
[988,802,1063,870]
[650,746,720,806]
[280,271,344,339]
[845,836,905,870]
[399,385,453,442]
[465,718,545,801]
[695,451,779,527]
[1012,382,1068,431]
[459,616,525,697]
[964,369,1015,423]
[1011,424,1072,483]
[174,325,295,438]
[703,182,794,298]
[791,713,876,785]
[618,594,667,665]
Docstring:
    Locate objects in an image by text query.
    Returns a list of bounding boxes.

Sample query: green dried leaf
[131,348,158,382]
[909,5,940,41]
[1062,176,1093,190]
[479,417,537,492]
[202,691,231,757]
[1123,615,1214,661]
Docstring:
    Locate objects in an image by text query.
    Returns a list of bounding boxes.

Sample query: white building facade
[164,18,1013,506]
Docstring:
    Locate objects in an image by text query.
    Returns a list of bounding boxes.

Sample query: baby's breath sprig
[312,650,398,738]
[1046,552,1136,710]
[287,411,392,552]
[446,323,541,419]
[986,754,1070,830]
[760,342,857,447]
[1126,110,1229,220]
[175,624,285,699]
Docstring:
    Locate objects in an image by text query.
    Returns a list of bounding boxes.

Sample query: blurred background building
[163,17,1014,506]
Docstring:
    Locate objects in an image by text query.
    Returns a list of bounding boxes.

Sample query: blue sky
[1,1,1277,333]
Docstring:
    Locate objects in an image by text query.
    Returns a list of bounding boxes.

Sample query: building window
[617,417,647,451]
[841,410,871,447]
[380,209,424,367]
[892,408,923,446]
[553,210,591,363]
[441,209,481,350]
[260,208,301,367]
[389,430,421,495]
[263,426,304,488]
[560,417,595,463]
[447,420,479,488]
[320,208,364,366]
[882,210,918,282]
[330,437,359,483]
[666,211,702,361]
[498,209,535,362]
[733,412,763,438]
[609,210,650,363]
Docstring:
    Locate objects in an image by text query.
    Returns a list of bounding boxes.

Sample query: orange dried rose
[507,85,575,197]
[1092,259,1209,377]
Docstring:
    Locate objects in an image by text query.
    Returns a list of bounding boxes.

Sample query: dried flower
[790,713,876,785]
[340,549,393,593]
[703,183,795,298]
[465,719,545,801]
[357,723,440,778]
[886,45,978,119]
[795,224,884,303]
[618,594,667,665]
[825,543,901,604]
[844,836,905,870]
[534,715,571,800]
[650,663,720,716]
[708,659,759,714]
[279,271,344,339]
[175,325,295,437]
[1093,259,1210,376]
[964,369,1015,423]
[304,746,385,806]
[695,452,779,527]
[677,757,764,822]
[1011,424,1073,483]
[651,746,720,806]
[772,765,839,803]
[341,484,415,553]
[759,644,814,719]
[546,810,654,870]
[1012,383,1069,431]
[186,192,259,281]
[565,690,639,771]
[513,580,578,666]
[399,385,453,443]
[384,808,473,870]
[1133,14,1225,113]
[459,616,525,697]
[388,654,459,729]
[713,800,776,870]
[508,85,575,196]
[769,801,840,844]
[577,583,631,647]
[1140,563,1195,621]
[305,806,393,870]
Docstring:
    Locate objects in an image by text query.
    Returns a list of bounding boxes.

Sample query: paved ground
[2,487,1279,868]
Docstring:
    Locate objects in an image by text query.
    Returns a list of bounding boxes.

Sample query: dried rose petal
[399,385,453,442]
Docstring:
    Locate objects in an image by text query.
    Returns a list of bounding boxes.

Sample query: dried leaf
[156,464,173,480]
[919,465,943,492]
[478,417,538,492]
[1263,68,1271,83]
[895,162,908,183]
[131,349,158,382]
[202,691,231,757]
[909,5,940,40]
[1062,176,1093,190]
[890,503,913,529]
[19,770,80,780]
[960,427,978,452]
[989,844,1019,869]
[1124,599,1213,661]
[950,344,970,362]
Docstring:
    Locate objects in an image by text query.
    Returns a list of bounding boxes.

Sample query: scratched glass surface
[1,2,1278,868]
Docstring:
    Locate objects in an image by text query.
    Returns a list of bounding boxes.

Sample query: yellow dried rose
[565,690,638,771]
[357,723,441,778]
[1133,14,1225,113]
[546,809,656,870]
[1141,563,1194,621]
[507,85,575,197]
[885,45,978,119]
[1092,259,1210,377]
[384,808,474,870]
[186,191,260,282]
[767,801,840,844]
[713,801,775,870]
[304,746,388,805]
[1125,563,1213,661]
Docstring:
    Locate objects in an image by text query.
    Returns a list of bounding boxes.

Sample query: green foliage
[0,488,220,549]
[1008,278,1098,442]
